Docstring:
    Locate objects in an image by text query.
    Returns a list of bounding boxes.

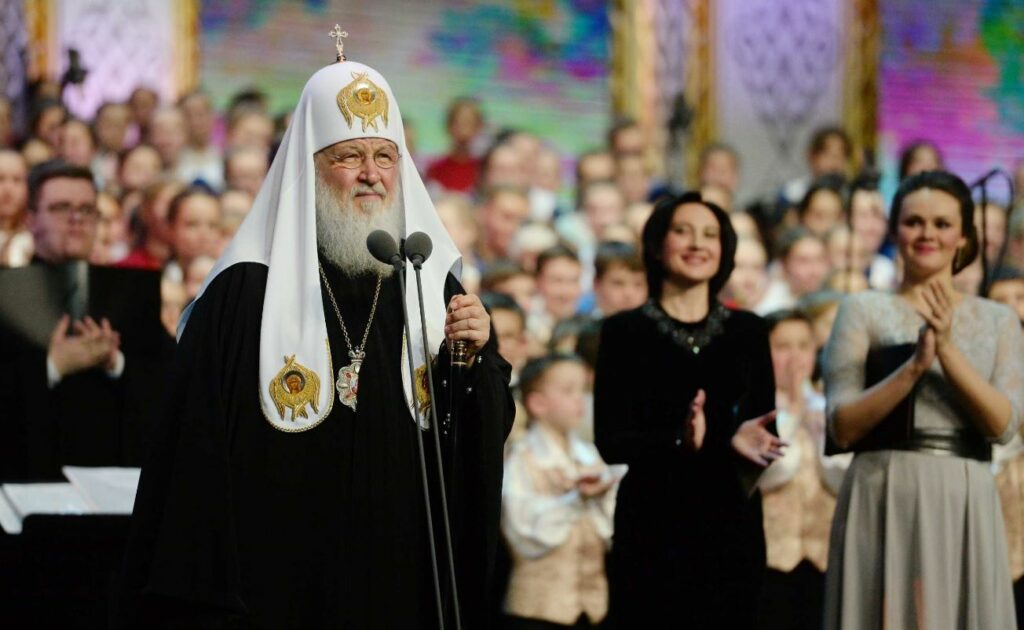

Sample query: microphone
[404,231,433,267]
[367,230,404,269]
[402,230,463,630]
[970,168,1001,188]
[966,167,1017,296]
[368,227,448,628]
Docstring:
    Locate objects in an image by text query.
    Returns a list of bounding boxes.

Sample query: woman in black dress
[595,192,783,627]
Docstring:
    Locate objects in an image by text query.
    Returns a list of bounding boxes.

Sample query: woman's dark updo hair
[641,191,737,303]
[889,169,978,274]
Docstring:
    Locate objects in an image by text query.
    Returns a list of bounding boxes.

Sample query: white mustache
[352,183,386,197]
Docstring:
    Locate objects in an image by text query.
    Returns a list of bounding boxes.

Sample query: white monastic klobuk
[179,60,461,432]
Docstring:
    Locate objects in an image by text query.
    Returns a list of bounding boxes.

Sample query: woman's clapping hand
[731,410,787,467]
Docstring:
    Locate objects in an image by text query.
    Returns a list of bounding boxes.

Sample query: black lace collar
[642,299,731,355]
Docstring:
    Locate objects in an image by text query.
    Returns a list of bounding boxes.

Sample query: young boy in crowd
[757,310,850,630]
[482,292,530,385]
[556,180,625,274]
[988,267,1024,323]
[477,185,531,269]
[502,354,625,630]
[482,261,537,315]
[482,292,531,445]
[589,241,646,318]
[756,227,829,314]
[528,245,583,345]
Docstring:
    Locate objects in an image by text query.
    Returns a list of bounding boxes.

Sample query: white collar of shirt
[525,423,600,473]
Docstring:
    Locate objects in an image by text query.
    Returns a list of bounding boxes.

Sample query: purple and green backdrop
[880,0,1024,198]
[198,0,610,161]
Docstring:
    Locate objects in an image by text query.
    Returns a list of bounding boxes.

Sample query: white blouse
[502,423,625,559]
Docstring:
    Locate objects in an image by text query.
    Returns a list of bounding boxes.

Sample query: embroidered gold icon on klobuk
[337,72,389,132]
[269,354,321,421]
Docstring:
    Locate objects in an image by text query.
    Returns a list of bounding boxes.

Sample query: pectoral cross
[329,24,348,62]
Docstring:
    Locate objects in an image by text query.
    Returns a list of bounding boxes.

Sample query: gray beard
[315,175,403,276]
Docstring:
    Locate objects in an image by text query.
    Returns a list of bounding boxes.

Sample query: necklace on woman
[642,299,730,355]
[318,264,383,411]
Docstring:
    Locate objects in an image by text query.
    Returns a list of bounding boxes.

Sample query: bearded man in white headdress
[117,36,514,629]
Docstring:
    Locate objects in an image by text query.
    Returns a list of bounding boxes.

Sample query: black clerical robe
[0,261,172,481]
[117,261,514,629]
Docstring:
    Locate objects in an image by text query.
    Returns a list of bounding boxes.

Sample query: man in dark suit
[0,160,170,480]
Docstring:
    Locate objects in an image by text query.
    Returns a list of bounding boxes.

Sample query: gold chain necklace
[318,263,383,411]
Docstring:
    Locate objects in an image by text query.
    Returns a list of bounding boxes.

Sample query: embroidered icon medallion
[269,354,321,421]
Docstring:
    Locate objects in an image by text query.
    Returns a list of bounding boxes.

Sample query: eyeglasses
[326,148,401,170]
[43,202,100,221]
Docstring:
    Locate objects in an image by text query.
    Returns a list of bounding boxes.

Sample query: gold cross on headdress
[329,24,348,62]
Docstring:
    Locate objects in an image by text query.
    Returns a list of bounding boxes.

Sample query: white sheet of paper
[61,466,141,513]
[1,483,91,517]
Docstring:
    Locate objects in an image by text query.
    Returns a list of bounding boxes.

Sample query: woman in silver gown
[823,170,1024,629]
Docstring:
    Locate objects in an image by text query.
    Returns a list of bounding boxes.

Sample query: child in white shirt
[502,354,625,629]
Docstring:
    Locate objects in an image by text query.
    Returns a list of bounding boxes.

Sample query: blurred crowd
[3,85,1023,344]
[3,78,1024,628]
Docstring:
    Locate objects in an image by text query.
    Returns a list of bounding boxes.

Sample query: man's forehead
[320,138,398,153]
[40,176,97,200]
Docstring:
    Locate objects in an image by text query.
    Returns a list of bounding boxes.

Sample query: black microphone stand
[370,232,447,630]
[969,169,1016,295]
[405,233,462,630]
